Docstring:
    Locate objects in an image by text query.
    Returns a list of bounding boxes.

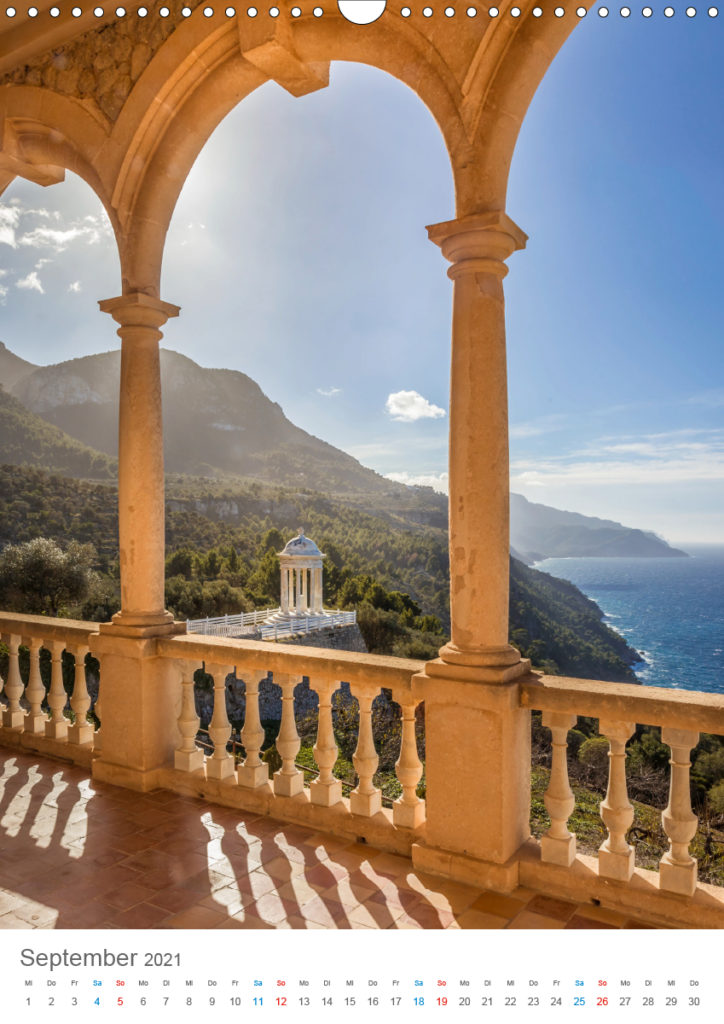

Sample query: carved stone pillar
[98,292,179,636]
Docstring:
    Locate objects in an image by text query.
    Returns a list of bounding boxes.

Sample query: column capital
[427,211,527,280]
[98,292,180,330]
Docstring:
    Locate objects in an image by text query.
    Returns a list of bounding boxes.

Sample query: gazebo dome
[279,530,325,559]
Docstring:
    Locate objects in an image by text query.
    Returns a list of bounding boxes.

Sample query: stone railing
[155,633,425,855]
[520,674,724,911]
[0,612,99,767]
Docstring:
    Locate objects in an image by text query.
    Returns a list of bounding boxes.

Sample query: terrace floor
[0,749,663,931]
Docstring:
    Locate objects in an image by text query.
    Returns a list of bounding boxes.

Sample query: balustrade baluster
[660,727,699,896]
[24,637,47,734]
[68,646,93,745]
[310,680,342,807]
[45,640,68,741]
[207,663,235,780]
[2,634,24,729]
[237,670,269,788]
[175,668,204,771]
[350,691,381,816]
[393,697,424,828]
[541,711,577,866]
[598,719,635,881]
[273,672,304,797]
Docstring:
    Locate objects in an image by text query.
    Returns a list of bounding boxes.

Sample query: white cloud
[386,390,446,422]
[386,470,449,493]
[16,271,45,295]
[317,386,341,397]
[19,225,102,252]
[0,205,20,248]
[34,257,53,270]
[0,283,8,305]
[68,280,82,293]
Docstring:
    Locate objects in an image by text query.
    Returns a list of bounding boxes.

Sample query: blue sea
[535,545,724,695]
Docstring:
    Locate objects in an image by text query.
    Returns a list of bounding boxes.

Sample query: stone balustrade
[155,633,426,856]
[520,675,724,906]
[0,612,99,766]
[2,612,724,925]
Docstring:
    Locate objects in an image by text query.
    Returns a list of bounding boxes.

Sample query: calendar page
[1,2,723,1023]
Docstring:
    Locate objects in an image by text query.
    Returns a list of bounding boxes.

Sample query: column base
[99,612,185,639]
[175,749,205,773]
[412,841,521,893]
[206,757,235,781]
[350,790,382,817]
[598,844,635,882]
[68,722,94,745]
[541,833,576,867]
[45,720,68,742]
[393,799,425,830]
[274,771,304,797]
[237,763,270,789]
[659,853,697,896]
[2,709,25,730]
[310,778,343,807]
[24,714,47,735]
[92,759,164,792]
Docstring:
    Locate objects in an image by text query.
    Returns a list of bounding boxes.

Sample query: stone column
[428,212,527,669]
[280,564,289,615]
[98,292,179,636]
[90,292,183,791]
[412,212,532,893]
[294,568,301,615]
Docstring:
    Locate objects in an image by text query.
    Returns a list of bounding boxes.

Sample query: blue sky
[1,9,723,544]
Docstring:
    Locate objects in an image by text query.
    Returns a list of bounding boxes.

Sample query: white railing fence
[186,609,357,640]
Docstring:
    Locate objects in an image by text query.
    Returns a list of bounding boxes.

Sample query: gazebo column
[280,564,289,614]
[90,291,183,791]
[412,212,533,892]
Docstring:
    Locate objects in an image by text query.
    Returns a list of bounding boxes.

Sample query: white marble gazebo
[274,529,326,619]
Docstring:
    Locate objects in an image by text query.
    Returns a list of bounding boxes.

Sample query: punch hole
[94,5,104,14]
[642,5,653,14]
[181,5,192,15]
[71,6,82,15]
[247,5,258,15]
[686,5,696,12]
[203,5,214,15]
[269,5,280,16]
[423,5,433,15]
[338,0,386,21]
[511,6,521,14]
[5,7,16,16]
[664,5,674,13]
[116,5,127,15]
[291,4,302,14]
[314,6,324,14]
[159,5,171,15]
[401,5,411,14]
[466,5,477,13]
[445,4,456,13]
[708,5,718,13]
[554,6,565,14]
[599,6,609,14]
[27,5,38,15]
[225,5,236,15]
[50,5,60,15]
[620,6,630,15]
[532,6,542,14]
[489,6,499,14]
[137,5,149,15]
[576,5,587,13]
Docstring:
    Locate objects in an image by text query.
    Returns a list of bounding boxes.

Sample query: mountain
[0,386,115,479]
[8,347,408,496]
[0,340,37,389]
[510,493,687,561]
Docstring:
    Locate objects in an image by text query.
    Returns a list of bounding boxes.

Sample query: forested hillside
[0,464,640,681]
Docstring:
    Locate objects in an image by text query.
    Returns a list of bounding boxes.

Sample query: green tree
[0,537,98,616]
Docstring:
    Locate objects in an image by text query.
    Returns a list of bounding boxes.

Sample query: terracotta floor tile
[471,891,528,919]
[574,904,629,926]
[565,914,618,929]
[525,894,578,922]
[163,906,228,929]
[108,902,171,929]
[506,910,567,929]
[455,908,509,929]
[99,880,158,911]
[147,886,204,914]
